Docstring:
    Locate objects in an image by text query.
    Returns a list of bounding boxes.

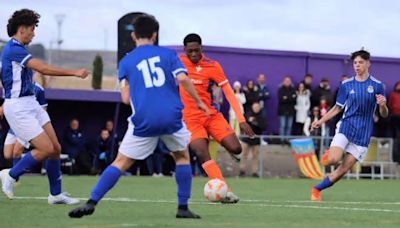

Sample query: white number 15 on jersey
[137,56,166,88]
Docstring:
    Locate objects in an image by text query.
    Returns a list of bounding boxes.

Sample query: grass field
[0,176,400,227]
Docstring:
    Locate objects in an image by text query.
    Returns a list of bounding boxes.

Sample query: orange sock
[202,160,225,181]
[202,160,232,192]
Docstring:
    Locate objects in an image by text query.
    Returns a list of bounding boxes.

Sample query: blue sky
[1,0,399,57]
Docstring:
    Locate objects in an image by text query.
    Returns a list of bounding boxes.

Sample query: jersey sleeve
[11,45,32,67]
[170,51,187,78]
[210,62,228,86]
[377,83,386,97]
[335,83,347,108]
[118,59,127,81]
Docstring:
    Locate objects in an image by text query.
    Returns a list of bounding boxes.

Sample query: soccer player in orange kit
[179,33,255,203]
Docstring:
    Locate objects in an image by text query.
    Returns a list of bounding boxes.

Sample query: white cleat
[221,191,240,204]
[48,192,80,205]
[0,169,16,199]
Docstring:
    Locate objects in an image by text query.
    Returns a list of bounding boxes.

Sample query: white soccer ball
[203,178,228,202]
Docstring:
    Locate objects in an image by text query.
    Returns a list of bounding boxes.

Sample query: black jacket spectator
[278,84,297,116]
[311,79,333,108]
[241,104,266,145]
[243,80,260,113]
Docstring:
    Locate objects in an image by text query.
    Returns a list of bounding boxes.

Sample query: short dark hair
[183,33,202,46]
[7,9,40,37]
[304,73,313,78]
[133,14,159,39]
[351,50,370,61]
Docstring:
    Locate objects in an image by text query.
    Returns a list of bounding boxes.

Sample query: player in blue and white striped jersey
[0,9,88,204]
[310,50,388,201]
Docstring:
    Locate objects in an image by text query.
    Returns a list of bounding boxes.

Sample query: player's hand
[75,69,89,78]
[196,101,210,116]
[239,122,255,138]
[376,94,386,107]
[310,120,321,132]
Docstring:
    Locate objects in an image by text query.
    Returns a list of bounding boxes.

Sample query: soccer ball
[203,178,228,202]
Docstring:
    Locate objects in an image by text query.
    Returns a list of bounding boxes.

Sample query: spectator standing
[301,73,314,92]
[243,80,259,114]
[229,81,246,135]
[239,102,266,177]
[278,76,297,141]
[389,81,400,162]
[311,78,333,109]
[255,73,270,110]
[303,106,325,157]
[146,140,168,177]
[294,82,311,135]
[211,83,223,111]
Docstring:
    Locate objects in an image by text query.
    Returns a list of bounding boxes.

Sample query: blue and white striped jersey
[1,38,34,98]
[335,75,385,147]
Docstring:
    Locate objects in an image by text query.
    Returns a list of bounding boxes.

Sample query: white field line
[12,196,400,214]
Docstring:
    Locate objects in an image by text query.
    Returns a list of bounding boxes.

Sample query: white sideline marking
[12,196,400,214]
[241,199,400,205]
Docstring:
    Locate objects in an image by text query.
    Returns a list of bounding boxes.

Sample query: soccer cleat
[176,209,201,219]
[48,192,80,205]
[221,191,240,204]
[229,153,241,163]
[68,203,96,218]
[311,187,321,201]
[320,149,330,166]
[0,169,16,199]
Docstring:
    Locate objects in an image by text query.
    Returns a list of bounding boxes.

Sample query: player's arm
[221,83,255,137]
[311,105,342,130]
[176,73,209,115]
[376,94,388,118]
[120,79,130,105]
[26,58,89,78]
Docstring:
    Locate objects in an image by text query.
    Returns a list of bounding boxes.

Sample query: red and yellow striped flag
[290,138,324,180]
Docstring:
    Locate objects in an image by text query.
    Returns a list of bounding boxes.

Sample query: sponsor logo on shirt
[350,89,355,94]
[191,79,203,85]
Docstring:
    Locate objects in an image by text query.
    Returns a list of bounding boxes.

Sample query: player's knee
[54,143,62,154]
[229,144,242,155]
[44,144,55,156]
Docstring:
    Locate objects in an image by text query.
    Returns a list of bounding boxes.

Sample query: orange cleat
[320,149,330,166]
[311,187,321,201]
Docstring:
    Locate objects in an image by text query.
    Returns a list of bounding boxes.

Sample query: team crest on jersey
[196,66,202,72]
[367,85,374,93]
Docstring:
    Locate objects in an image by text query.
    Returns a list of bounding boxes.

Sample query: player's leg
[11,141,24,167]
[42,121,79,204]
[321,132,347,166]
[1,131,53,199]
[3,131,16,161]
[206,113,240,203]
[69,152,134,218]
[185,118,226,181]
[69,124,157,218]
[311,133,348,201]
[162,127,200,219]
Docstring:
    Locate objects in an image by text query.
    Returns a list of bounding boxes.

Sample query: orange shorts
[184,113,235,143]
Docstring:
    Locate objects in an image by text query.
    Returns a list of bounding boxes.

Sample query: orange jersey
[179,54,229,119]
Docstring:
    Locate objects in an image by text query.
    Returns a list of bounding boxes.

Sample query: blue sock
[12,157,21,167]
[46,159,62,195]
[175,164,192,207]
[90,165,122,202]
[9,151,39,181]
[314,176,333,191]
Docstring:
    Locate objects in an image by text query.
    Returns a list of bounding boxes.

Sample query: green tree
[92,54,103,89]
